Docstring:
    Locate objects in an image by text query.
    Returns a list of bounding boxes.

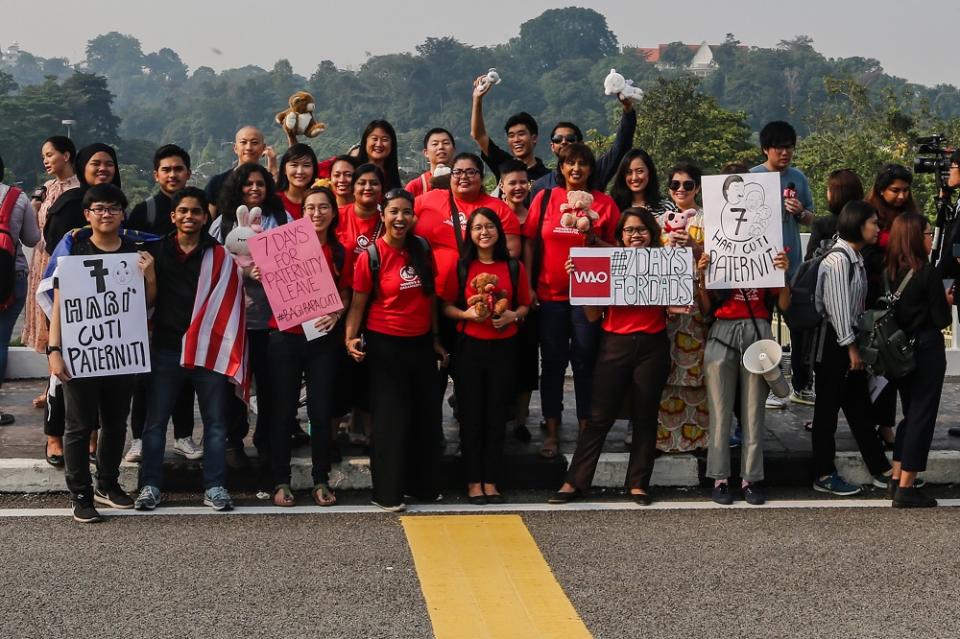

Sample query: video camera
[914,134,952,183]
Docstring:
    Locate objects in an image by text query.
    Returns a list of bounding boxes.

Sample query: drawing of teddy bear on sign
[702,172,784,290]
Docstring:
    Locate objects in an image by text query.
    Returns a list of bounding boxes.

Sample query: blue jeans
[0,273,28,386]
[538,300,600,420]
[140,348,229,489]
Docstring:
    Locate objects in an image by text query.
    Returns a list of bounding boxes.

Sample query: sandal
[539,436,558,459]
[312,483,336,507]
[273,484,296,507]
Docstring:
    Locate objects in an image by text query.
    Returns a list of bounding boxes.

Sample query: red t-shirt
[336,203,383,259]
[405,171,433,198]
[441,259,532,340]
[414,189,521,296]
[601,306,667,335]
[353,236,436,337]
[270,241,355,332]
[279,191,303,220]
[522,188,618,302]
[713,288,772,321]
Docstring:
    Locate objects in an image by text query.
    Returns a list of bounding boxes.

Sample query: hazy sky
[2,0,957,87]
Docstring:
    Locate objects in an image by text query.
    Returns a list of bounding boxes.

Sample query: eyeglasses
[551,134,579,144]
[304,203,333,215]
[669,180,696,192]
[622,227,650,236]
[451,168,481,178]
[87,206,123,216]
[470,223,497,233]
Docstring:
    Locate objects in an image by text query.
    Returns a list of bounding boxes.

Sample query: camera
[914,133,951,181]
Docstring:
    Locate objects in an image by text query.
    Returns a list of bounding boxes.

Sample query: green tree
[84,32,144,78]
[510,7,618,72]
[659,42,694,68]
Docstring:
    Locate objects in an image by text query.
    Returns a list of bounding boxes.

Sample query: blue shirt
[750,164,814,282]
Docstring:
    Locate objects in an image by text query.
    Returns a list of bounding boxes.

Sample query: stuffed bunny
[224,205,263,268]
[603,68,644,104]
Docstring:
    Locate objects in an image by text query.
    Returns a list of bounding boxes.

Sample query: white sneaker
[789,388,816,406]
[173,436,203,460]
[124,438,142,463]
[764,392,788,409]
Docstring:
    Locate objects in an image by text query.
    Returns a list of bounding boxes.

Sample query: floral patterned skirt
[657,311,708,452]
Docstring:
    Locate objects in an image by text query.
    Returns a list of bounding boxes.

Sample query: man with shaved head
[204,126,277,216]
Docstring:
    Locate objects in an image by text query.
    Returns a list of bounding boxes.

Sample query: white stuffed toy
[477,68,502,92]
[603,68,644,104]
[224,205,263,268]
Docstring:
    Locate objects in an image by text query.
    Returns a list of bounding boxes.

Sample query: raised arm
[471,76,492,156]
[594,100,637,189]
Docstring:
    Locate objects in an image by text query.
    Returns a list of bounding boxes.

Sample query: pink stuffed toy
[660,208,696,245]
[559,190,600,233]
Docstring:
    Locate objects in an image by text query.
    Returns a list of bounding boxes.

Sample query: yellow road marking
[401,514,592,639]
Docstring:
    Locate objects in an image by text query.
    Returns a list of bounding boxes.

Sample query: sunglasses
[551,134,579,144]
[669,180,696,192]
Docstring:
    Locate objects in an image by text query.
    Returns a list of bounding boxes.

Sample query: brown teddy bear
[466,273,509,320]
[275,91,326,146]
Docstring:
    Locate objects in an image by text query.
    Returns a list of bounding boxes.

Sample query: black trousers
[454,336,517,484]
[565,330,670,491]
[789,324,812,392]
[515,309,540,393]
[226,329,271,450]
[894,330,946,472]
[268,329,341,486]
[130,375,195,440]
[812,324,891,478]
[62,374,135,497]
[367,331,442,507]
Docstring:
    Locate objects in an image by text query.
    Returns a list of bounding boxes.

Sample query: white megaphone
[742,339,790,399]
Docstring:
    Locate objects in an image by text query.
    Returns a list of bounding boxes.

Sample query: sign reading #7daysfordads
[703,172,785,289]
[248,216,343,331]
[57,253,150,377]
[569,247,694,306]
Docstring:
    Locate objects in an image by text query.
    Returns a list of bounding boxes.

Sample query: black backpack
[0,186,23,310]
[857,270,916,379]
[786,246,852,331]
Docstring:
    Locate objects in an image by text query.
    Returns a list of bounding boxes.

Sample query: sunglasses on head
[669,180,696,191]
[551,134,579,144]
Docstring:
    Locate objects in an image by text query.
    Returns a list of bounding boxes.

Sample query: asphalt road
[2,491,960,639]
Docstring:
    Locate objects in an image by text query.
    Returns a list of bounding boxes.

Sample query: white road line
[1,499,959,518]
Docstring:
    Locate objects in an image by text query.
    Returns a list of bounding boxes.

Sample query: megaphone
[742,339,790,399]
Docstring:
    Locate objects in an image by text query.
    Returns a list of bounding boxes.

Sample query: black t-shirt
[126,192,174,235]
[205,168,234,209]
[148,232,217,352]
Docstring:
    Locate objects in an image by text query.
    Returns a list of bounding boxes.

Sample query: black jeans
[62,374,135,497]
[226,329,271,450]
[894,330,946,472]
[565,330,670,491]
[812,324,891,478]
[268,329,341,486]
[454,336,517,484]
[130,375,195,440]
[366,331,442,507]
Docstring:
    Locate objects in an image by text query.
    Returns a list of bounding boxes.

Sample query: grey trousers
[705,318,772,482]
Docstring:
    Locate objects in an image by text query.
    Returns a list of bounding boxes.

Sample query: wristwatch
[46,345,61,356]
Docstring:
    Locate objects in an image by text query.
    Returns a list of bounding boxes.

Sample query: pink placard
[248,216,344,331]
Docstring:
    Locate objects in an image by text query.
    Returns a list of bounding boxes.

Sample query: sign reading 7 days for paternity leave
[57,253,150,378]
[703,172,785,289]
[248,216,343,331]
[568,247,694,306]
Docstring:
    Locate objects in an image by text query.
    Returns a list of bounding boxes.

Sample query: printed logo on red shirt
[570,256,611,297]
[356,234,371,249]
[443,212,468,229]
[399,265,422,290]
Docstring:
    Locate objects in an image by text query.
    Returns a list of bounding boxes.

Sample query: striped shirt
[815,238,865,346]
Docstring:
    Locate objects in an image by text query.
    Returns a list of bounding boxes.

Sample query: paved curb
[0,451,953,494]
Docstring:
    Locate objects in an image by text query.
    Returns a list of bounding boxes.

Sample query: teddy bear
[275,90,326,146]
[224,205,263,268]
[660,208,697,245]
[603,69,644,103]
[559,190,600,233]
[476,68,502,93]
[466,272,509,320]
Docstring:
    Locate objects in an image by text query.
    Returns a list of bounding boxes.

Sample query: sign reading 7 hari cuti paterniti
[568,247,694,306]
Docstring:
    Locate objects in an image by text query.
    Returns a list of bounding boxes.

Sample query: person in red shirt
[522,143,618,458]
[344,189,446,512]
[405,128,455,198]
[277,144,318,221]
[329,155,358,208]
[441,208,531,504]
[696,250,790,506]
[254,187,352,507]
[336,164,384,260]
[355,120,402,191]
[549,208,671,505]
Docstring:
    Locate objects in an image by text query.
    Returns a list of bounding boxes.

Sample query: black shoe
[743,483,766,506]
[0,413,14,426]
[485,493,506,505]
[949,427,960,437]
[711,483,734,505]
[513,423,532,443]
[630,491,652,506]
[72,496,102,523]
[94,484,134,509]
[886,477,898,500]
[225,447,250,470]
[547,489,580,504]
[468,494,487,506]
[45,443,64,468]
[893,486,938,508]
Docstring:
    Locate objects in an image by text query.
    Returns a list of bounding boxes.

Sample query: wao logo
[572,271,608,284]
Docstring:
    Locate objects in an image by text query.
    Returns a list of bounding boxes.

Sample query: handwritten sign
[248,216,343,331]
[569,247,694,306]
[703,172,784,289]
[57,254,150,378]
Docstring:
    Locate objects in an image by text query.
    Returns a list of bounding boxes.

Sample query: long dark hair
[217,162,285,237]
[276,143,318,192]
[866,163,917,229]
[827,169,865,216]
[610,149,661,212]
[383,188,434,295]
[461,208,509,264]
[357,120,401,191]
[615,208,662,248]
[885,211,928,279]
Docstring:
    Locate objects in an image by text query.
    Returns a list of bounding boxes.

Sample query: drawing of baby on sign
[703,172,784,289]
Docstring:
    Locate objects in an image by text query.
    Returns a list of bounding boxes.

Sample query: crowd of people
[1,73,957,523]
